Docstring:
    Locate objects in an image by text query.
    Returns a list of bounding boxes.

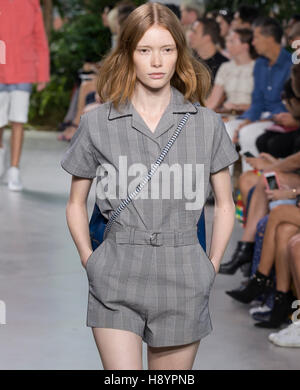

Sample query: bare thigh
[92,328,143,370]
[147,340,201,370]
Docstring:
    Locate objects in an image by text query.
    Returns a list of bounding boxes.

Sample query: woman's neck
[234,51,253,65]
[130,83,171,115]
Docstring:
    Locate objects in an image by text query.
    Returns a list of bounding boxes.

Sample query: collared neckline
[108,86,198,140]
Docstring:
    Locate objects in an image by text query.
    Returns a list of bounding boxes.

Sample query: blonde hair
[97,2,211,110]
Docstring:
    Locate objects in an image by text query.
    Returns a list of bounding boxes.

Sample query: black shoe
[254,290,296,328]
[219,241,255,275]
[226,270,274,304]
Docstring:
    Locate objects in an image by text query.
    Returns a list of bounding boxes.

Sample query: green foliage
[29,7,111,127]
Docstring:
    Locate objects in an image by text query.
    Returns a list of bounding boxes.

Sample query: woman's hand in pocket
[81,249,93,269]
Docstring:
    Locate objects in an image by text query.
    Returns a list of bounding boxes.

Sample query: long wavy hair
[96,2,211,110]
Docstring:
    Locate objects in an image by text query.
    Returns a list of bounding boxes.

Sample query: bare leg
[287,234,300,299]
[242,175,269,241]
[73,78,97,125]
[60,78,97,140]
[242,172,300,242]
[10,122,24,167]
[238,171,260,206]
[147,340,200,370]
[258,205,300,276]
[92,328,143,370]
[273,223,300,292]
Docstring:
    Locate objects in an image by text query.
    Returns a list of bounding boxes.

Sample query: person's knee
[287,234,300,261]
[276,223,297,241]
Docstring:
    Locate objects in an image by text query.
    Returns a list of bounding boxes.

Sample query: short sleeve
[210,113,240,174]
[214,62,227,87]
[60,114,99,178]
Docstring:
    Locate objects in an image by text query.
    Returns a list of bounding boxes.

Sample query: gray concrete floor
[0,129,299,370]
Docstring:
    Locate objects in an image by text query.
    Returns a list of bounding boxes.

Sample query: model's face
[133,25,178,90]
[252,26,269,55]
[226,31,247,57]
[189,21,205,50]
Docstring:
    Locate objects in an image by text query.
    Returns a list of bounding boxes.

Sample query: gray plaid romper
[60,85,239,347]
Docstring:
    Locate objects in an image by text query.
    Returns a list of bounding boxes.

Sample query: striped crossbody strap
[103,102,200,238]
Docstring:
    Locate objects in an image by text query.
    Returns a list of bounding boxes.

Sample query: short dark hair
[234,28,258,59]
[253,17,283,44]
[165,3,181,20]
[237,4,260,25]
[197,17,221,45]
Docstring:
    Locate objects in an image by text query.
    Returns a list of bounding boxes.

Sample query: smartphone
[263,171,280,190]
[242,151,255,158]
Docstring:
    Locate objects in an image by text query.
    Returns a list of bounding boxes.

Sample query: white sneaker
[268,321,300,346]
[0,146,5,178]
[7,166,23,191]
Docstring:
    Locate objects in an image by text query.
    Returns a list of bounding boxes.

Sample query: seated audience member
[268,231,300,347]
[58,1,136,142]
[57,62,101,141]
[224,17,293,173]
[219,151,300,275]
[180,0,205,26]
[255,63,300,158]
[188,17,228,80]
[206,28,257,115]
[216,9,233,57]
[179,0,205,43]
[231,3,260,30]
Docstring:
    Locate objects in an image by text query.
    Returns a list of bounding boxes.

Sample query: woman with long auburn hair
[61,2,239,369]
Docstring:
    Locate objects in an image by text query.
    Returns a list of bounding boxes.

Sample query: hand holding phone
[263,171,280,190]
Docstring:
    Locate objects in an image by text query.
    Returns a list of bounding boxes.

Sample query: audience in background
[216,8,233,57]
[189,17,228,80]
[206,28,257,117]
[231,4,260,30]
[224,17,293,173]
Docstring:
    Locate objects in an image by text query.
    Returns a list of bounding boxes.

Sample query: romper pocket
[85,239,107,279]
[197,243,217,280]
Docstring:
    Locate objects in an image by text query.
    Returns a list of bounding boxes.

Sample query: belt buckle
[149,232,162,246]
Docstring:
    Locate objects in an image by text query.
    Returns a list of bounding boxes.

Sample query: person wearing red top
[0,0,50,191]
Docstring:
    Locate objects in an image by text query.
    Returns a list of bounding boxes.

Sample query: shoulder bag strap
[103,102,200,237]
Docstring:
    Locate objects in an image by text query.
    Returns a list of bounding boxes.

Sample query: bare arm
[265,151,300,173]
[208,167,236,273]
[65,175,94,268]
[206,84,225,110]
